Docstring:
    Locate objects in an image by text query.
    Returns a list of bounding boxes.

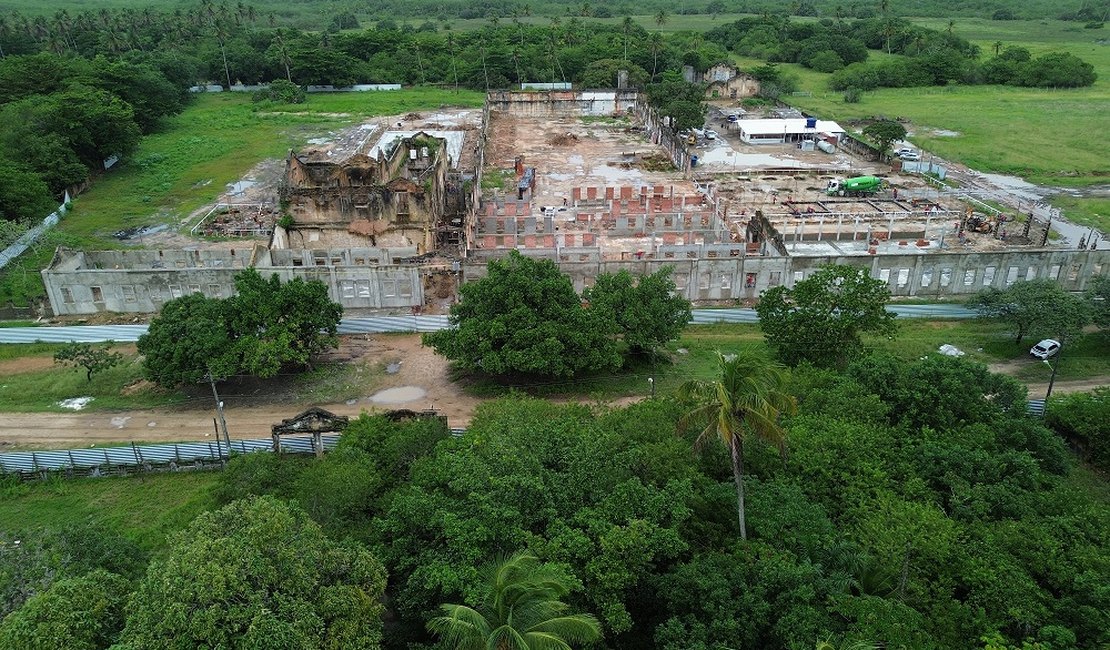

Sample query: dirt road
[0,334,1103,451]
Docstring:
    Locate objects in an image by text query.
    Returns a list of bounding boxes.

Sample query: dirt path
[0,333,1102,451]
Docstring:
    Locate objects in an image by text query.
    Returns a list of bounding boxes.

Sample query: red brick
[587,187,598,200]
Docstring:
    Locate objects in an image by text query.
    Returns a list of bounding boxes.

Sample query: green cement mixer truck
[825,176,885,197]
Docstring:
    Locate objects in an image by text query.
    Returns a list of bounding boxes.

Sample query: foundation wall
[486,90,639,116]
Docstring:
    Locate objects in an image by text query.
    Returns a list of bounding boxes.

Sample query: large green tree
[428,552,602,650]
[137,270,342,387]
[970,279,1090,345]
[862,120,907,156]
[423,251,620,377]
[119,496,387,650]
[137,292,237,387]
[677,350,797,539]
[756,264,897,367]
[0,158,54,222]
[226,269,343,377]
[584,267,691,356]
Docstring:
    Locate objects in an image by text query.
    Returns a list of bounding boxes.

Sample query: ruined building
[278,132,458,253]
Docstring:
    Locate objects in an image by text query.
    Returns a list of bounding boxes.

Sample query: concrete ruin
[42,90,1108,317]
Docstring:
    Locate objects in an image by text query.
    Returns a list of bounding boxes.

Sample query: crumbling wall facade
[486,90,639,117]
[281,135,449,252]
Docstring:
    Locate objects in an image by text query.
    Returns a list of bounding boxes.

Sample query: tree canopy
[422,251,622,377]
[756,264,898,367]
[137,269,342,387]
[584,267,691,356]
[862,120,907,155]
[118,496,387,650]
[970,279,1091,344]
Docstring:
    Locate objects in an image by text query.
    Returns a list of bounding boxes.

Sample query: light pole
[648,376,655,399]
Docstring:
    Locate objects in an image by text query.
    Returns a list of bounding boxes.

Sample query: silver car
[1029,339,1061,359]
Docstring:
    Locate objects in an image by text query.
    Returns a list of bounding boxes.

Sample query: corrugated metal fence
[0,435,339,481]
[1,428,468,481]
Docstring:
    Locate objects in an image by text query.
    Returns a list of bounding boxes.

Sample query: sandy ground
[0,335,484,450]
[0,331,1102,451]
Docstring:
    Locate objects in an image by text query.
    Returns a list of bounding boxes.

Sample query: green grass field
[0,88,483,307]
[0,471,218,552]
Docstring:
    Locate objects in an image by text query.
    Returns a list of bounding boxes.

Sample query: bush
[252,79,306,104]
[843,87,863,103]
[1045,387,1109,473]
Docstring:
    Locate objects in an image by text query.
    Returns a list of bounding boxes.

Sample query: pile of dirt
[549,132,579,146]
[404,112,423,120]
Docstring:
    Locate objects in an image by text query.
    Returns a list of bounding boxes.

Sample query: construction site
[42,90,1107,316]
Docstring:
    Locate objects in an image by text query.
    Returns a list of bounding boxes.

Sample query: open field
[0,471,218,552]
[0,88,483,308]
[732,19,1110,230]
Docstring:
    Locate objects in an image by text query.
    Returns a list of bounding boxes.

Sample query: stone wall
[486,90,639,116]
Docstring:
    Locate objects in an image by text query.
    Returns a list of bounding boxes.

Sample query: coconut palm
[677,350,797,539]
[428,552,601,650]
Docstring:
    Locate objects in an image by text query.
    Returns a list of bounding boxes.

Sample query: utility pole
[1044,342,1063,402]
[207,372,232,459]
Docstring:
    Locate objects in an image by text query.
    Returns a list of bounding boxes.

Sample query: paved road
[0,305,977,344]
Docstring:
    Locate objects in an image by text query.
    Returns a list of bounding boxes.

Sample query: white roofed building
[735,118,845,144]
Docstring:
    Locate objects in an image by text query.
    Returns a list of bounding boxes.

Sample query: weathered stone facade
[280,132,449,252]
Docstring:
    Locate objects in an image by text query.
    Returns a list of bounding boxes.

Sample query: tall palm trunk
[729,435,747,539]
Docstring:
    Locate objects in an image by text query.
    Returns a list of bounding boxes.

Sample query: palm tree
[621,16,634,62]
[992,40,1003,56]
[428,552,602,650]
[648,31,664,81]
[654,10,668,28]
[677,350,797,539]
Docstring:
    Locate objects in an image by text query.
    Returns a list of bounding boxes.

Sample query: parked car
[898,150,920,161]
[1029,339,1061,359]
[704,129,718,140]
[727,113,739,123]
[894,146,915,157]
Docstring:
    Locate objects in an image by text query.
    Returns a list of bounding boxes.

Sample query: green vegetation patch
[0,472,218,553]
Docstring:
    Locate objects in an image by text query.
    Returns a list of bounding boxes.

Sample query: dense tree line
[5,355,1105,648]
[0,52,185,223]
[706,15,1097,91]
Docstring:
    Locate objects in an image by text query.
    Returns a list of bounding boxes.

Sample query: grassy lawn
[0,471,219,553]
[0,88,483,308]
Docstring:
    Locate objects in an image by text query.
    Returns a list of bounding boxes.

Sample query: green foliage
[376,397,695,638]
[428,551,602,650]
[253,79,306,104]
[0,569,130,650]
[422,251,621,378]
[756,264,898,367]
[584,267,691,355]
[137,292,236,387]
[862,119,908,154]
[1085,275,1110,328]
[119,496,387,650]
[846,354,1028,431]
[677,350,797,538]
[970,279,1091,345]
[52,341,123,381]
[0,521,146,618]
[1046,387,1110,473]
[645,71,707,133]
[0,159,54,222]
[137,269,342,387]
